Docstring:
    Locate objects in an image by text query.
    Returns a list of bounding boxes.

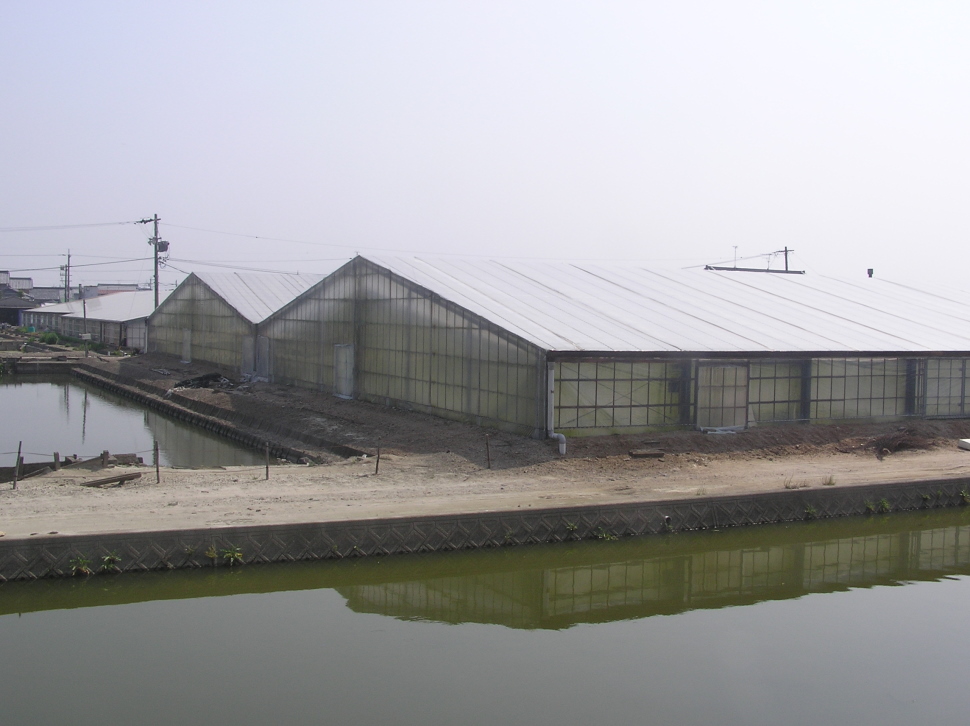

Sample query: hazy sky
[2,1,968,291]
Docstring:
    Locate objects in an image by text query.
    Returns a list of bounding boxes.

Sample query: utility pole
[152,214,160,308]
[137,214,169,308]
[61,250,71,301]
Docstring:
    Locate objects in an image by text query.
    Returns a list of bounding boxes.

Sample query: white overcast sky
[1,1,968,291]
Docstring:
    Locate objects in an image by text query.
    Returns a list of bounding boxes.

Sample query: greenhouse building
[253,257,970,438]
[152,256,970,440]
[148,271,325,376]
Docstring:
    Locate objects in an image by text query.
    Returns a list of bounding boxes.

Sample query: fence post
[13,440,21,490]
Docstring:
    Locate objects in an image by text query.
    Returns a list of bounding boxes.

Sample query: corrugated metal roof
[32,291,156,322]
[365,256,970,354]
[192,271,332,323]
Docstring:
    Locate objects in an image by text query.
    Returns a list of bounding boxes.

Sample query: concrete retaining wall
[2,476,969,581]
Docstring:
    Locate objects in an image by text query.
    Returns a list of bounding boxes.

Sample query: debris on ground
[869,429,935,459]
[78,472,143,488]
[173,372,231,389]
[629,449,665,459]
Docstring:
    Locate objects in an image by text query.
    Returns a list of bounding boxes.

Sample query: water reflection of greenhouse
[340,521,970,629]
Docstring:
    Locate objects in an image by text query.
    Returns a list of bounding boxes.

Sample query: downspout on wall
[546,361,567,455]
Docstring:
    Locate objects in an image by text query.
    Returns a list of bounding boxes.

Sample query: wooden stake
[154,440,160,484]
[265,442,270,480]
[53,451,60,471]
[375,444,381,475]
[486,434,491,470]
[13,440,21,490]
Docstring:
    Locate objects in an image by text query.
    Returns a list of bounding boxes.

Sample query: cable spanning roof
[365,256,970,353]
[192,271,328,323]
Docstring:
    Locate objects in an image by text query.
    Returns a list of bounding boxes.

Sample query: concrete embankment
[70,367,314,462]
[2,476,969,581]
[68,365,366,461]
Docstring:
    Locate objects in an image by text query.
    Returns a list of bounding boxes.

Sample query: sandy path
[3,447,970,539]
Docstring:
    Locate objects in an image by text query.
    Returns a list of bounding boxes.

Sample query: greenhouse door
[696,364,749,429]
[334,344,354,399]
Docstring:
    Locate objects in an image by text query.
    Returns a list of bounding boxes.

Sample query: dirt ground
[4,351,970,539]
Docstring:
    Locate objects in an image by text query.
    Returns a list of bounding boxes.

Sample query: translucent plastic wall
[148,276,253,369]
[810,358,907,420]
[23,311,140,349]
[555,355,964,434]
[554,360,688,434]
[923,358,970,417]
[260,271,355,389]
[355,261,543,435]
[260,261,544,435]
[696,364,748,428]
[748,360,804,423]
[22,310,60,332]
[60,318,122,347]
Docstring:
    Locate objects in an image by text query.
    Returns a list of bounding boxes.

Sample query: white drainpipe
[546,361,567,455]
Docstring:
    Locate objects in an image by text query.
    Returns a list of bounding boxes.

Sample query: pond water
[0,375,262,468]
[3,507,970,725]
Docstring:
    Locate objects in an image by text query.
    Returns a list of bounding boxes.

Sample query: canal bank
[5,353,970,581]
[3,461,970,581]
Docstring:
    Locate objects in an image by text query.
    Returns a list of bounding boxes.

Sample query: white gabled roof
[32,291,157,323]
[192,271,333,324]
[364,256,970,354]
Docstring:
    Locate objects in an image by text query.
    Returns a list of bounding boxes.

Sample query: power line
[0,220,144,232]
[162,223,351,249]
[7,257,153,273]
[0,253,153,260]
[166,257,335,274]
[162,222,712,262]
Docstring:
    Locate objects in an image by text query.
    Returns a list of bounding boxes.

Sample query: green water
[0,375,262,467]
[4,508,970,725]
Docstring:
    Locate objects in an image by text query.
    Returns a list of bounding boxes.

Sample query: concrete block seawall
[2,477,969,581]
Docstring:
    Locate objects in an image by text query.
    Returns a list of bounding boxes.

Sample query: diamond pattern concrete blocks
[4,477,970,581]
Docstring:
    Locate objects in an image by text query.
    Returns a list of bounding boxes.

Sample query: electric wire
[161,222,705,262]
[7,257,153,273]
[0,221,144,232]
[166,257,347,275]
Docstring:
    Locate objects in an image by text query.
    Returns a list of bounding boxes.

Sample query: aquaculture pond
[4,507,970,725]
[0,375,262,468]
